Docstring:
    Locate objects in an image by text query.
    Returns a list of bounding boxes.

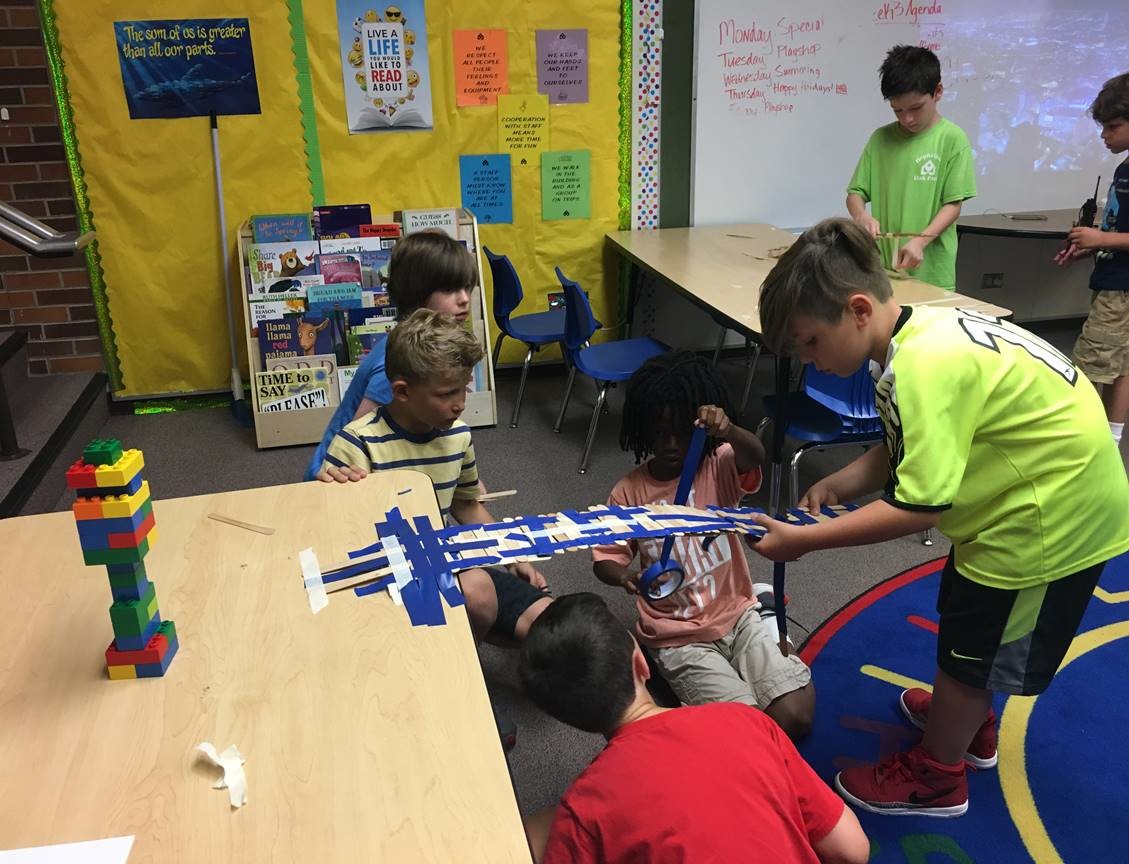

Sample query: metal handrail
[0,201,94,257]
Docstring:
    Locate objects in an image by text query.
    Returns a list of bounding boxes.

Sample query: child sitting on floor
[320,308,551,644]
[591,351,815,740]
[519,593,868,863]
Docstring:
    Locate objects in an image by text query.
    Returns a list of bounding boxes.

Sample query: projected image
[941,5,1129,178]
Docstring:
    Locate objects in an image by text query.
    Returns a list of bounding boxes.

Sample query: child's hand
[744,514,810,562]
[1066,226,1105,251]
[317,465,368,483]
[508,561,548,590]
[798,480,839,512]
[619,571,641,595]
[894,237,925,271]
[855,213,881,238]
[697,404,731,438]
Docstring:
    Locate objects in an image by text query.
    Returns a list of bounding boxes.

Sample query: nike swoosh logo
[950,649,983,661]
[908,786,959,805]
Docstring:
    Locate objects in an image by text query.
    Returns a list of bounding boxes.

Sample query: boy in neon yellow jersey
[847,45,976,289]
[753,218,1129,817]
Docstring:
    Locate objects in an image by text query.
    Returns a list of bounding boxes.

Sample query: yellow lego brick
[94,449,144,488]
[107,663,138,680]
[98,482,152,519]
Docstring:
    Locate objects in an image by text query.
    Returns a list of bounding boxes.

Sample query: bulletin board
[46,0,625,397]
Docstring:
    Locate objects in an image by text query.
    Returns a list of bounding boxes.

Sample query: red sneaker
[899,688,998,769]
[835,745,968,817]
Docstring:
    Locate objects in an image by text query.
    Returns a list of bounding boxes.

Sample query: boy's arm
[594,559,640,594]
[697,405,765,475]
[812,808,870,864]
[798,444,888,510]
[1066,226,1129,252]
[846,193,880,237]
[747,498,939,562]
[895,201,963,270]
[351,397,381,422]
[317,428,372,483]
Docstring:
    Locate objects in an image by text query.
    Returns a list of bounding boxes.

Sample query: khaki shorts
[1073,291,1129,384]
[653,607,811,709]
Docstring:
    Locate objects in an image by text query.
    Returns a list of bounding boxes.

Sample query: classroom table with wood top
[0,472,531,862]
[957,208,1078,240]
[606,224,1012,338]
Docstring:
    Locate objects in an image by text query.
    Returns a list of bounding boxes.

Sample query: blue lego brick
[75,500,153,543]
[72,472,144,499]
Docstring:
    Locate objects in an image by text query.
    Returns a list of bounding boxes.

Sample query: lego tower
[67,438,178,679]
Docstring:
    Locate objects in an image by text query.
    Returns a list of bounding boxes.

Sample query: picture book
[247,295,306,336]
[360,223,402,239]
[347,330,386,364]
[308,281,363,312]
[400,207,459,239]
[257,316,333,364]
[264,353,341,403]
[258,273,325,297]
[246,241,320,292]
[260,388,330,413]
[338,364,358,398]
[255,367,330,406]
[337,0,433,133]
[313,204,372,239]
[315,254,364,285]
[251,213,313,243]
[320,238,393,289]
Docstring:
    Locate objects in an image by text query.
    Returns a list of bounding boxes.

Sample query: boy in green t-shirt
[847,45,977,290]
[753,218,1129,817]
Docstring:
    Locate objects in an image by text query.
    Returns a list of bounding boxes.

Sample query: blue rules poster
[114,19,260,120]
[459,154,513,224]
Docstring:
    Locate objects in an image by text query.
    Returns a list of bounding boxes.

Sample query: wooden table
[0,473,530,862]
[606,223,1012,337]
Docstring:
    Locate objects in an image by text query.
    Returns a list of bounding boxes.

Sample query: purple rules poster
[536,29,587,104]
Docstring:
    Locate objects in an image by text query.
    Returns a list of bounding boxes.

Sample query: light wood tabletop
[606,223,1011,334]
[0,473,531,862]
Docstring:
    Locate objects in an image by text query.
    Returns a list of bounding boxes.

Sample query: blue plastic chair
[758,359,885,507]
[483,247,567,428]
[553,267,666,473]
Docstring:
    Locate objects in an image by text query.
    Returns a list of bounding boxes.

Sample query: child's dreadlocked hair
[619,351,735,464]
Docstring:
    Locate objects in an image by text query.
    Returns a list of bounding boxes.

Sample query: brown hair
[1091,72,1129,124]
[388,231,478,317]
[385,308,484,384]
[758,218,891,354]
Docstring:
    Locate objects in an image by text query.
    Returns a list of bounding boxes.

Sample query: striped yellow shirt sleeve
[452,440,480,501]
[321,425,371,475]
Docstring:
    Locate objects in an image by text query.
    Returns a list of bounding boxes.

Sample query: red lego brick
[107,510,156,549]
[65,459,97,490]
[105,632,169,666]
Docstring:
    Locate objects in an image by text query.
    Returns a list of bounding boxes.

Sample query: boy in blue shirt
[847,45,977,290]
[307,231,474,481]
[1056,71,1129,444]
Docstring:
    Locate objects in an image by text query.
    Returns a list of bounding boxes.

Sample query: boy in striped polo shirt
[322,308,551,643]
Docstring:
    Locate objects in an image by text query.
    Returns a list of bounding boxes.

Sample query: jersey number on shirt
[957,309,1078,385]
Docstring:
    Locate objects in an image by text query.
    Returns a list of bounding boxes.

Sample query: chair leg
[578,383,609,474]
[789,444,810,509]
[491,333,504,369]
[510,346,534,428]
[712,326,727,365]
[554,366,578,433]
[756,416,771,439]
[739,340,762,416]
[921,528,934,546]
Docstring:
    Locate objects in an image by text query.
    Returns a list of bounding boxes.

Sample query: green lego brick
[83,438,123,466]
[109,580,158,638]
[82,535,152,566]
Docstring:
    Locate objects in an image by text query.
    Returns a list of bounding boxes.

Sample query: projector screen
[692,0,1129,228]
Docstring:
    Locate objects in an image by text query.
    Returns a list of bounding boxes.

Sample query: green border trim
[287,0,325,206]
[39,0,123,391]
[617,0,633,232]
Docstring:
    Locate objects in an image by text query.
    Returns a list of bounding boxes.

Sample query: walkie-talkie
[1078,176,1102,228]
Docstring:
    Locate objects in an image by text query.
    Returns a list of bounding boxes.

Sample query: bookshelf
[237,208,498,450]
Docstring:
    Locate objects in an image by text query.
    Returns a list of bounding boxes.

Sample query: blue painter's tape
[354,575,394,597]
[639,560,684,601]
[786,508,818,525]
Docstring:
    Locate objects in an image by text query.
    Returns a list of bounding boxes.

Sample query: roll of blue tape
[639,559,684,602]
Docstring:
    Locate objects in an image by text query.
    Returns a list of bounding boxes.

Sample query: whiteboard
[692,0,1129,228]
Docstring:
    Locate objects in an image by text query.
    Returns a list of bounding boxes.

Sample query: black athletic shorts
[486,567,549,639]
[936,550,1105,696]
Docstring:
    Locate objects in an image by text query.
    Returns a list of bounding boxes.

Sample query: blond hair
[758,218,892,354]
[385,308,484,384]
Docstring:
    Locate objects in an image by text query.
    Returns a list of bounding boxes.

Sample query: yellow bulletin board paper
[52,0,623,394]
[453,29,509,107]
[497,93,549,167]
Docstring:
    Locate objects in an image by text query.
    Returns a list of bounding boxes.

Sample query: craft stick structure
[67,438,178,679]
[301,501,859,627]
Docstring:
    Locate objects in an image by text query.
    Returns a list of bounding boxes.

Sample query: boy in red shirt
[519,593,869,864]
[592,352,814,740]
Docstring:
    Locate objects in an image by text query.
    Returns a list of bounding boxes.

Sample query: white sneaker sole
[834,773,969,818]
[899,691,998,770]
